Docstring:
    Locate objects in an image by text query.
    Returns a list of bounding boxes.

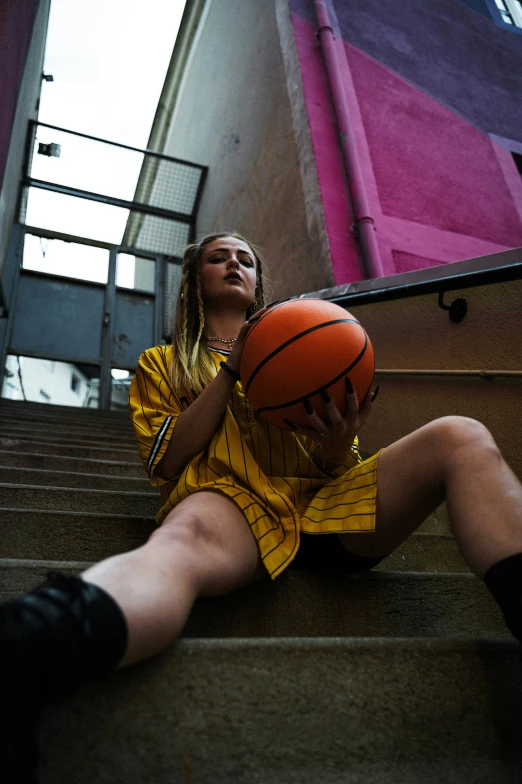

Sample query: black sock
[1,573,128,780]
[1,572,128,705]
[483,553,522,644]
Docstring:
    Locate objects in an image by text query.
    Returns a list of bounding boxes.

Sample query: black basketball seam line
[255,332,371,413]
[241,300,291,355]
[244,318,363,395]
[242,298,327,354]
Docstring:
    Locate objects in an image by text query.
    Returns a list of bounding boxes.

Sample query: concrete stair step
[375,531,468,573]
[0,436,140,462]
[0,399,129,421]
[0,450,146,477]
[0,465,155,492]
[0,559,507,638]
[0,418,135,441]
[0,407,132,433]
[0,509,155,560]
[0,483,157,515]
[37,637,522,784]
[0,501,463,567]
[0,425,137,446]
[419,503,451,535]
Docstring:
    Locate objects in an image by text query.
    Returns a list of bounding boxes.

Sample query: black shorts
[290,533,387,575]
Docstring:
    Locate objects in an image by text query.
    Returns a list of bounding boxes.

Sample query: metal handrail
[23,177,195,224]
[314,261,522,307]
[34,121,206,169]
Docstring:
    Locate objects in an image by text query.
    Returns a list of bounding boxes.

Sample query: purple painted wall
[0,0,39,190]
[289,0,522,282]
[331,0,522,143]
[347,43,522,247]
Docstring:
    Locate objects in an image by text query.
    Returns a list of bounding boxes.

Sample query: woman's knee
[149,508,218,556]
[428,416,500,464]
[146,501,264,596]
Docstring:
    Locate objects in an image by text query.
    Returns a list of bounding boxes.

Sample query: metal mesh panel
[22,187,192,256]
[29,125,204,212]
[23,122,206,259]
[117,254,156,293]
[136,156,203,214]
[131,214,192,256]
[163,259,183,341]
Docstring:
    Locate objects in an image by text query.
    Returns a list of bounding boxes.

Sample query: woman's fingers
[344,377,359,418]
[356,384,379,429]
[318,389,344,427]
[303,398,329,435]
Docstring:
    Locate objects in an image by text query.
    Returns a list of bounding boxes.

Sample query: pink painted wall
[0,0,38,189]
[290,12,364,282]
[290,11,522,283]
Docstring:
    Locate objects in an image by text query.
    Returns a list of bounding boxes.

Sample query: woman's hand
[225,307,269,374]
[288,379,378,466]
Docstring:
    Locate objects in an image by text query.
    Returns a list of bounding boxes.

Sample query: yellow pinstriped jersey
[129,345,379,579]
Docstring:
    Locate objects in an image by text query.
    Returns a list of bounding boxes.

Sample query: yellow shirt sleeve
[129,345,183,486]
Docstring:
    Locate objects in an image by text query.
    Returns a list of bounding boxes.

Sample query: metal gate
[0,121,207,408]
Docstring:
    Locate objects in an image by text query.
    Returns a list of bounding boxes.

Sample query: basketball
[240,298,374,430]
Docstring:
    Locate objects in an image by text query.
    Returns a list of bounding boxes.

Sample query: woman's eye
[241,260,253,267]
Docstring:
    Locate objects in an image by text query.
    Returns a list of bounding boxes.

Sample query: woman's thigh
[154,490,267,597]
[338,420,448,559]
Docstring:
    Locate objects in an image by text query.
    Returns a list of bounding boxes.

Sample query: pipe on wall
[313,0,384,279]
[375,369,522,379]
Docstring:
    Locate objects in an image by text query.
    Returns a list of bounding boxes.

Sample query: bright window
[493,0,522,27]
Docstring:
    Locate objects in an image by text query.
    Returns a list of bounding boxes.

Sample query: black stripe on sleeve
[147,416,173,476]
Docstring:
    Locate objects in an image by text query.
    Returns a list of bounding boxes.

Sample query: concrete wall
[154,0,333,300]
[346,276,522,482]
[0,0,50,279]
[288,0,522,282]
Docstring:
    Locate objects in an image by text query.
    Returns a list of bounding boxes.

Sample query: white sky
[24,0,187,285]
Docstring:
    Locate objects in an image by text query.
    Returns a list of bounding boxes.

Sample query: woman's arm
[155,319,255,481]
[155,364,237,479]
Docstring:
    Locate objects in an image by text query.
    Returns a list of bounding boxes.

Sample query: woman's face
[199,236,257,312]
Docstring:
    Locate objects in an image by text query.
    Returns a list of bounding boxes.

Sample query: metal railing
[19,120,207,256]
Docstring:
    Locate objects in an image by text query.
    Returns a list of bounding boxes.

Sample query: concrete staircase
[1,398,521,783]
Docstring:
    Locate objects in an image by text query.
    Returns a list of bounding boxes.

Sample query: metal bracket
[438,291,467,323]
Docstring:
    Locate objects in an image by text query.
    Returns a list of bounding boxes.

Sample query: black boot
[0,572,128,783]
[484,552,522,644]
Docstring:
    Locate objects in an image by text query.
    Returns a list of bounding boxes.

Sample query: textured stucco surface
[0,0,48,279]
[332,0,522,142]
[345,279,522,480]
[289,10,364,283]
[157,0,333,299]
[346,44,522,247]
[288,1,522,281]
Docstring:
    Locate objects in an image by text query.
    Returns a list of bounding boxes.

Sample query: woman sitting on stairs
[2,232,522,783]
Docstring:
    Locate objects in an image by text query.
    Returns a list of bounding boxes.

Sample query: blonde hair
[170,232,268,399]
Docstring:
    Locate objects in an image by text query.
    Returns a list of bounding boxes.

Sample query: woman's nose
[227,257,239,267]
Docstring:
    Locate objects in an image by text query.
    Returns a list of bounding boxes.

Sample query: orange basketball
[240,298,374,430]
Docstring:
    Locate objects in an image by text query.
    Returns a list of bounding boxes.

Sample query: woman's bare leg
[339,416,522,578]
[83,491,265,667]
